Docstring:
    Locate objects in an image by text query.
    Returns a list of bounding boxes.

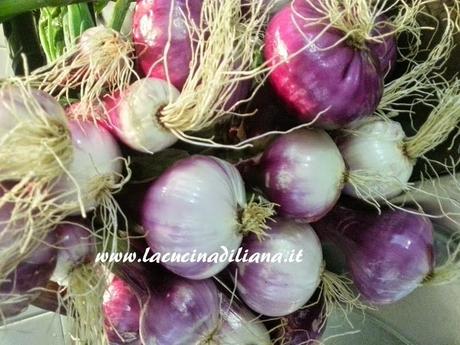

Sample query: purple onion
[313,205,434,304]
[142,155,254,279]
[0,232,57,318]
[235,218,323,317]
[140,275,220,345]
[133,0,203,91]
[247,129,346,222]
[103,276,142,345]
[51,220,95,285]
[273,289,327,345]
[264,0,387,129]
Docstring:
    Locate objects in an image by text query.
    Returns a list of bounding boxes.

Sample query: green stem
[109,0,131,32]
[0,0,94,23]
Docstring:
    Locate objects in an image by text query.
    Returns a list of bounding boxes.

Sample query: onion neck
[238,195,276,240]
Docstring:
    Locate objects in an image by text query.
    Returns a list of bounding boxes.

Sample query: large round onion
[235,218,323,317]
[314,205,434,304]
[264,0,391,129]
[142,155,271,279]
[252,129,346,222]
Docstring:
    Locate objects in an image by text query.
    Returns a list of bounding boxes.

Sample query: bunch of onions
[0,232,57,319]
[233,217,367,317]
[313,203,460,304]
[27,26,135,121]
[0,83,129,280]
[141,155,275,279]
[126,0,275,149]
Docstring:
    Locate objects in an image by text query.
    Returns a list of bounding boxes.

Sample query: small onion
[142,155,273,279]
[235,218,323,317]
[105,78,179,153]
[337,119,413,200]
[140,276,220,345]
[52,119,123,212]
[313,204,434,304]
[103,276,142,345]
[249,128,346,222]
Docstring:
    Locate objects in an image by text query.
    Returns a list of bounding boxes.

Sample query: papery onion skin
[313,205,434,304]
[0,232,57,318]
[52,120,122,212]
[337,119,413,200]
[264,0,385,129]
[103,276,142,345]
[104,78,179,153]
[140,276,220,345]
[256,129,345,222]
[142,155,245,279]
[133,0,203,90]
[235,218,323,317]
[52,220,96,285]
[217,295,272,345]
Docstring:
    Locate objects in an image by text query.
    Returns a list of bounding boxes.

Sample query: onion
[133,0,203,90]
[313,204,436,304]
[140,275,220,345]
[142,155,275,279]
[28,26,135,120]
[234,218,323,317]
[104,78,180,153]
[264,0,389,129]
[244,128,345,222]
[103,276,142,345]
[0,232,57,318]
[52,220,95,285]
[216,294,271,345]
[52,119,124,214]
[338,80,460,202]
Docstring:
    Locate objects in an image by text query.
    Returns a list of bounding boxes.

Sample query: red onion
[313,205,435,304]
[142,155,274,279]
[244,129,345,222]
[103,276,142,345]
[52,119,123,213]
[140,275,220,345]
[133,0,203,90]
[264,0,390,129]
[235,218,323,317]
